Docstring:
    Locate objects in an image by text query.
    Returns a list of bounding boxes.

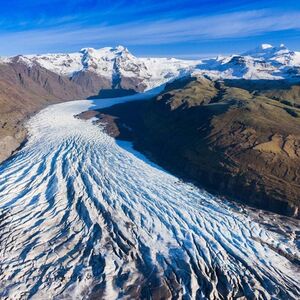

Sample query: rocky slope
[0,59,102,163]
[0,61,76,163]
[93,76,300,217]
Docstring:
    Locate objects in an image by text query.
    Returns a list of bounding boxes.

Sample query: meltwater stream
[0,94,299,300]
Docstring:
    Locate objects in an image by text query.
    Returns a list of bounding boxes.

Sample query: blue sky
[0,0,299,57]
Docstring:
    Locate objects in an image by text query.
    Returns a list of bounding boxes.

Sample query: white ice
[0,93,299,299]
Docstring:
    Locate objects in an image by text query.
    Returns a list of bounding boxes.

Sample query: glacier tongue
[0,95,299,299]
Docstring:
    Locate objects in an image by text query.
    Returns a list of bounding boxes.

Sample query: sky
[0,0,300,58]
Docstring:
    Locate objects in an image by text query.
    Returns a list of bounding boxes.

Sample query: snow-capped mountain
[10,45,199,91]
[196,44,300,80]
[1,44,299,95]
[243,43,300,65]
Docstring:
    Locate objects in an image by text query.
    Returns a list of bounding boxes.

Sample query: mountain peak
[243,43,292,59]
[113,45,128,52]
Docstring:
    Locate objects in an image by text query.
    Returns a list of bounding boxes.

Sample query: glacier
[0,93,299,299]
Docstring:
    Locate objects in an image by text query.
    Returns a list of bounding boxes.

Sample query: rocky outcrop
[95,77,300,217]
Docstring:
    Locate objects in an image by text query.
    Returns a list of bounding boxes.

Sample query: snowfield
[0,94,299,299]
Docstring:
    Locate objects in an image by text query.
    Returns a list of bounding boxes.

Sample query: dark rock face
[70,70,111,95]
[119,76,147,92]
[96,77,300,218]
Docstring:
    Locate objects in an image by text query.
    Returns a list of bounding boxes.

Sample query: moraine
[0,93,299,300]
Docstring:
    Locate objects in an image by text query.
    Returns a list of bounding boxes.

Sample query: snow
[140,57,201,89]
[0,94,299,299]
[24,52,83,75]
[8,46,198,90]
[0,56,10,64]
[0,44,299,298]
[193,44,300,80]
[0,43,299,91]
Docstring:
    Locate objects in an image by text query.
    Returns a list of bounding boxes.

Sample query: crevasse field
[0,93,299,299]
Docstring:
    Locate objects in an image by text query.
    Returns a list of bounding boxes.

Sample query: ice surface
[0,93,299,299]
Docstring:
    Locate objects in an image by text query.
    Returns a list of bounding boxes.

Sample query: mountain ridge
[1,43,300,84]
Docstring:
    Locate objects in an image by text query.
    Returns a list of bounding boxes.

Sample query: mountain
[243,43,300,64]
[92,76,300,217]
[0,43,300,165]
[0,46,197,163]
[3,43,300,90]
[8,46,198,92]
[0,58,98,163]
[196,43,300,80]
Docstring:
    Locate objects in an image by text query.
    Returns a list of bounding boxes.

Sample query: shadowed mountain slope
[95,77,300,217]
